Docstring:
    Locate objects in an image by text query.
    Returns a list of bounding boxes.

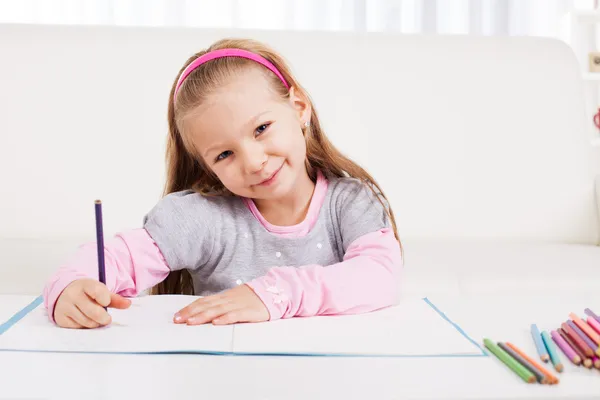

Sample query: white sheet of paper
[0,295,233,354]
[0,295,38,324]
[1,295,480,356]
[233,298,482,356]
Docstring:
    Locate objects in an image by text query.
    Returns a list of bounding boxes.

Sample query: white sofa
[1,24,599,298]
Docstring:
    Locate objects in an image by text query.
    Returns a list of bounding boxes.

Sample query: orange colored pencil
[506,342,559,384]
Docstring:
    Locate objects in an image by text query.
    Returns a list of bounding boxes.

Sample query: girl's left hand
[173,284,269,325]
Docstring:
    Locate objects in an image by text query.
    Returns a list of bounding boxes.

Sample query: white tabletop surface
[2,293,600,400]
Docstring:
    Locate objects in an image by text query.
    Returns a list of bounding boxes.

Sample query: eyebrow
[202,110,270,158]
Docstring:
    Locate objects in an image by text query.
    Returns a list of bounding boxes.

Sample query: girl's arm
[44,190,215,322]
[246,227,402,320]
[43,228,170,322]
[246,177,402,320]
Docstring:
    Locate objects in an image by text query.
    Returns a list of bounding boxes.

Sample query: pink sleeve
[43,228,170,322]
[246,228,402,320]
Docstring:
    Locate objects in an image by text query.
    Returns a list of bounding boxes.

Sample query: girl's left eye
[255,123,270,136]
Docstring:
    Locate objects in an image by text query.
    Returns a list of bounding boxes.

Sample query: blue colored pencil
[542,330,564,372]
[531,324,549,362]
[94,200,106,286]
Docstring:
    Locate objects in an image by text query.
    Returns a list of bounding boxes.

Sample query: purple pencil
[94,200,106,286]
[567,320,599,355]
[551,330,581,365]
[585,309,600,324]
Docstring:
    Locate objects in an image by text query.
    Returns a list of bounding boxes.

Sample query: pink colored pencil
[570,313,600,345]
[551,330,581,365]
[593,356,600,370]
[588,316,600,335]
[585,309,600,324]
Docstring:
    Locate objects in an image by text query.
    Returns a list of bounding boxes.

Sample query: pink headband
[173,48,289,101]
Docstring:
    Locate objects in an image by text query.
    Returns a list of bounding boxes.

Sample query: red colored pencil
[562,323,594,358]
[559,328,592,368]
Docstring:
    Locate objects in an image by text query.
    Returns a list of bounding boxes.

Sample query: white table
[2,293,600,400]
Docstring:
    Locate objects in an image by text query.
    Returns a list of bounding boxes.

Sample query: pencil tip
[95,199,102,204]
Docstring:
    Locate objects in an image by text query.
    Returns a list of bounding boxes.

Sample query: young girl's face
[185,67,311,201]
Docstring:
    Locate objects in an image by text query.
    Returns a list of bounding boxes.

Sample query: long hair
[151,38,402,295]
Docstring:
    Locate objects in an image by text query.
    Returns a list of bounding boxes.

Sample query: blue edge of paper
[0,295,488,358]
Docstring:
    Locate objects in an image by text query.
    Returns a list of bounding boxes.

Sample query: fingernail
[174,313,182,322]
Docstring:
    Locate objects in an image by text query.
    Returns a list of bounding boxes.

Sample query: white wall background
[0,0,594,36]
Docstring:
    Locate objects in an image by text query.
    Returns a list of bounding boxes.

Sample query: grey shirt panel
[143,176,390,295]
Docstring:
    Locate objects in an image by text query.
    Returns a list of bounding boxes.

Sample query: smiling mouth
[256,164,283,186]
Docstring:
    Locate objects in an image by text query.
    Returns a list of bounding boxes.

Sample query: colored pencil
[483,339,536,383]
[506,342,559,384]
[531,324,549,362]
[588,316,600,335]
[499,342,547,384]
[95,200,107,311]
[94,200,106,284]
[559,329,591,368]
[585,308,600,324]
[562,322,594,358]
[544,330,564,371]
[552,329,581,365]
[570,313,600,346]
[593,356,600,370]
[567,319,600,358]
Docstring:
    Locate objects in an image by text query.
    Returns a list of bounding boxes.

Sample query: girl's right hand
[53,278,131,329]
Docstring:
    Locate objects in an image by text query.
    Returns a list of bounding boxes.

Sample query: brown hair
[151,38,402,295]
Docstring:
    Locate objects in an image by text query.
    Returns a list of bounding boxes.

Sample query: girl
[44,38,403,329]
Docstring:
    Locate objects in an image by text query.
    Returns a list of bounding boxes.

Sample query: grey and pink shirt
[43,171,403,321]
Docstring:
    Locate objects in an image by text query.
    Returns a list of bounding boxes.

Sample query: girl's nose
[241,142,267,174]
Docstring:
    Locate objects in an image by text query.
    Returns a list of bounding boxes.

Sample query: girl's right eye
[215,150,232,162]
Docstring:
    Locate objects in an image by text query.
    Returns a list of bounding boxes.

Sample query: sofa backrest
[0,24,597,245]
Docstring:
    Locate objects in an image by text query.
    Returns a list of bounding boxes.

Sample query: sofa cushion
[400,239,600,299]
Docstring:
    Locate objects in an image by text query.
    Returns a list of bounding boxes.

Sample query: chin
[256,183,288,200]
[255,179,294,201]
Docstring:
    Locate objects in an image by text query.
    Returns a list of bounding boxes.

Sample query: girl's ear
[288,86,312,127]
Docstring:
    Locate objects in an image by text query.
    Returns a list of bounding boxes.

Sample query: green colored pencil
[541,331,564,372]
[484,338,536,383]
